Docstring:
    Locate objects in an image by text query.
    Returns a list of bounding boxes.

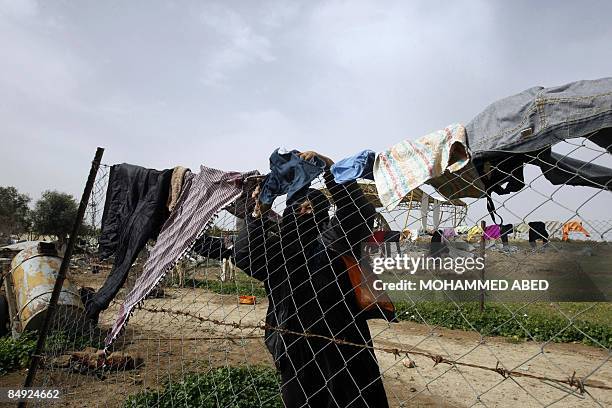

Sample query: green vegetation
[0,329,105,375]
[44,329,105,352]
[0,186,31,240]
[184,277,267,298]
[124,366,282,408]
[0,332,36,375]
[395,301,612,347]
[171,269,267,298]
[31,190,78,244]
[188,270,610,347]
[183,267,610,347]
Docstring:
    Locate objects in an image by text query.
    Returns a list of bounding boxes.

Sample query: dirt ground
[2,243,610,408]
[2,283,609,408]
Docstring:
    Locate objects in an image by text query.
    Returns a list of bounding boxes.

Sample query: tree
[32,191,78,245]
[0,186,31,240]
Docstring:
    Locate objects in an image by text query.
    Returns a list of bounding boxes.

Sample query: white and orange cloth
[562,220,590,241]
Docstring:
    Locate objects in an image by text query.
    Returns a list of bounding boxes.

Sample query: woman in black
[234,151,389,408]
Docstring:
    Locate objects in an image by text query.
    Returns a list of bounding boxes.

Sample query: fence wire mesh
[24,137,612,408]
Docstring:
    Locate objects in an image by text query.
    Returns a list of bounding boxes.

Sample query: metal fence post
[479,220,486,312]
[18,147,104,407]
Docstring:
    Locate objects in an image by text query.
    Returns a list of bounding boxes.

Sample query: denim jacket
[465,78,612,203]
[466,77,612,158]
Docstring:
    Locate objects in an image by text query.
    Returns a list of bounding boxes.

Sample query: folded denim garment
[467,77,612,158]
[259,148,326,205]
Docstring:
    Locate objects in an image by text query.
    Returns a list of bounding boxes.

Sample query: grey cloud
[0,0,610,223]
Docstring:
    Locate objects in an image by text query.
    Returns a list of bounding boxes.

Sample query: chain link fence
[17,137,612,408]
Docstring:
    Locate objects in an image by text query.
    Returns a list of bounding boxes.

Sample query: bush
[395,302,612,347]
[44,329,105,353]
[0,332,36,375]
[171,274,267,298]
[191,279,267,298]
[124,366,282,408]
[0,329,105,375]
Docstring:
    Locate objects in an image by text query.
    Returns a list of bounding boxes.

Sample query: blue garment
[259,148,326,205]
[330,149,375,183]
[466,77,612,159]
[466,78,612,224]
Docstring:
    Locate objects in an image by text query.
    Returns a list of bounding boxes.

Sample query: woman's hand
[298,151,334,168]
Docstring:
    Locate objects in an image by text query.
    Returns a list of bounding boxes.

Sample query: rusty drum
[9,242,84,332]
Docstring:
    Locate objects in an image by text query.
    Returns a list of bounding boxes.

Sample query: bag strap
[475,155,529,226]
[486,195,503,225]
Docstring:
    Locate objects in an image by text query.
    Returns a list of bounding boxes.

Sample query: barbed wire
[136,305,611,394]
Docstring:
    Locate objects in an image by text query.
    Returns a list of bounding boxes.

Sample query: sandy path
[3,284,607,407]
[96,288,611,407]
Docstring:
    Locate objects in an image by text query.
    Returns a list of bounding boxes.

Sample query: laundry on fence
[259,148,327,205]
[330,149,375,183]
[528,221,549,245]
[562,220,591,241]
[467,225,483,241]
[454,225,470,234]
[167,166,190,213]
[544,221,563,238]
[500,224,514,245]
[443,227,457,238]
[467,78,612,223]
[515,222,530,235]
[96,78,612,346]
[483,224,501,240]
[87,163,173,322]
[467,77,612,159]
[373,123,479,209]
[105,165,258,346]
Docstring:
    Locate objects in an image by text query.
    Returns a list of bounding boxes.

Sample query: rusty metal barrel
[9,241,84,333]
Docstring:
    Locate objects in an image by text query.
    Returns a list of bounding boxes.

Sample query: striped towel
[374,123,481,209]
[105,165,257,346]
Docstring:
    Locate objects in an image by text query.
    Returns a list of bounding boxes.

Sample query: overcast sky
[1,0,611,227]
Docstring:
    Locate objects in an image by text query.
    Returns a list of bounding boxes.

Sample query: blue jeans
[466,78,612,196]
[467,77,612,158]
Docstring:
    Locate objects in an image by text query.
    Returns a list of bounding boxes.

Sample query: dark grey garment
[467,77,612,159]
[88,164,172,321]
[473,144,612,202]
[538,149,612,190]
[528,222,548,243]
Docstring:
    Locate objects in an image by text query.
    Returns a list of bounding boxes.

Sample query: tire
[0,294,9,337]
